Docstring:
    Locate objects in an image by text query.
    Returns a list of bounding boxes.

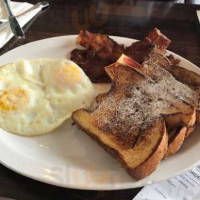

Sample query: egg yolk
[55,65,81,86]
[0,88,28,112]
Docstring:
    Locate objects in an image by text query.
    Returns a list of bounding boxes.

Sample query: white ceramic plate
[0,35,200,190]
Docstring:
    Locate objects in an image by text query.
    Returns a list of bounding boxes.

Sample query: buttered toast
[72,55,198,180]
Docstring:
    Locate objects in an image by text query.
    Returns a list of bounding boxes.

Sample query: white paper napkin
[0,1,42,49]
[133,164,200,200]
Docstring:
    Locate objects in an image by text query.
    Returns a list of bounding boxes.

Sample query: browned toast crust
[185,126,195,139]
[129,121,167,180]
[164,126,186,159]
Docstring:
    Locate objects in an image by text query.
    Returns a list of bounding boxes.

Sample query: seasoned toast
[116,55,198,128]
[147,50,200,124]
[96,95,195,160]
[72,55,198,180]
[95,56,197,160]
[73,109,167,180]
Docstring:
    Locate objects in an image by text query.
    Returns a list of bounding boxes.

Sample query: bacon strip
[70,28,175,83]
[148,28,171,54]
[77,30,124,62]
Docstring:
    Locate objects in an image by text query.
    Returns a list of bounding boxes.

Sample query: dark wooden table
[0,0,200,199]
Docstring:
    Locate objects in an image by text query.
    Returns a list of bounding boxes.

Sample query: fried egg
[0,59,94,136]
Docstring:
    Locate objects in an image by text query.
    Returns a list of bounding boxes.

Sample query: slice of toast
[115,55,197,160]
[96,56,197,160]
[115,55,198,128]
[72,55,198,180]
[147,50,200,124]
[73,110,167,180]
[96,93,195,159]
[163,126,187,159]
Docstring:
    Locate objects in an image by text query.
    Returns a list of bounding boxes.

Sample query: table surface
[1,0,200,199]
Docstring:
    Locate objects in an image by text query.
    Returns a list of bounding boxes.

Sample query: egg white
[0,59,94,136]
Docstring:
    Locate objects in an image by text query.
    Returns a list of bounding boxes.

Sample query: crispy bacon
[125,37,155,63]
[70,49,110,82]
[70,28,173,83]
[77,30,124,63]
[148,28,171,54]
